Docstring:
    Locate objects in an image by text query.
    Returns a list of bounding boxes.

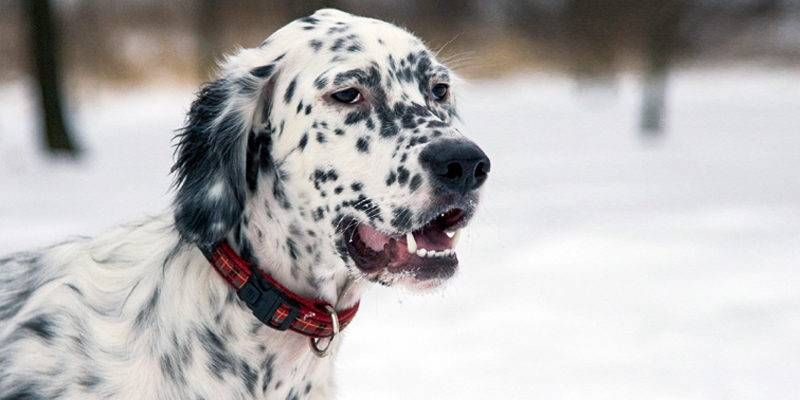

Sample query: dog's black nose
[419,139,491,194]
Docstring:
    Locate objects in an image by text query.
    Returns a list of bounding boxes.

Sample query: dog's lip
[343,208,469,280]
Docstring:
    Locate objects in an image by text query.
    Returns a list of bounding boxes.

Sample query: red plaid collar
[203,241,359,339]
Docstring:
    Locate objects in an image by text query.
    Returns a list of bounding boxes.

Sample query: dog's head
[173,9,490,290]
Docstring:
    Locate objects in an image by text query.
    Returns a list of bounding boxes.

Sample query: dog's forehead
[264,9,444,80]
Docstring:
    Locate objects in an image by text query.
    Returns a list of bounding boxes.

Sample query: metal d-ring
[309,304,340,358]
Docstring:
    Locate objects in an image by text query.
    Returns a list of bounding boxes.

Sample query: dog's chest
[150,301,335,400]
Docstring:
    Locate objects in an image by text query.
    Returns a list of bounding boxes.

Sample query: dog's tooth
[445,231,455,238]
[452,229,461,247]
[416,248,427,257]
[406,232,417,254]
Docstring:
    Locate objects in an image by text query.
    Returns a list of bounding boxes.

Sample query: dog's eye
[331,88,362,104]
[431,83,449,101]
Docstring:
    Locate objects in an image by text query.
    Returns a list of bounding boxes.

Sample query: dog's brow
[431,66,451,82]
[332,68,370,86]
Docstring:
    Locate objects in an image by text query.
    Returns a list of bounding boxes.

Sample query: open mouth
[344,208,467,281]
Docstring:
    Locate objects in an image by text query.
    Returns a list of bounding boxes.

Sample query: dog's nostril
[474,161,488,179]
[444,162,463,180]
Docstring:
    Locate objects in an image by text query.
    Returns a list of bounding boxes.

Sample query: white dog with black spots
[0,9,490,400]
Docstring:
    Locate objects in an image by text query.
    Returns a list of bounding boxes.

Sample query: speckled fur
[0,9,482,399]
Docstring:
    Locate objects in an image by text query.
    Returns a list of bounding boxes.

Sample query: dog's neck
[228,190,365,311]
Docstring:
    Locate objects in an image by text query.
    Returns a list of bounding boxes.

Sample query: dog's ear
[172,59,278,247]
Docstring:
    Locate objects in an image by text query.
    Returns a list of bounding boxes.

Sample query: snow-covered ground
[1,66,799,399]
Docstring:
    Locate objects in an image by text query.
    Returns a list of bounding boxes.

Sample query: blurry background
[1,1,799,399]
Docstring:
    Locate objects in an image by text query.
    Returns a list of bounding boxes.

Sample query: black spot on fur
[386,171,397,186]
[351,181,363,191]
[0,383,45,400]
[316,131,326,143]
[250,64,274,78]
[199,327,236,378]
[261,354,276,394]
[241,361,258,395]
[286,238,299,260]
[305,104,312,115]
[391,207,413,231]
[309,39,323,52]
[18,314,55,342]
[352,194,382,221]
[313,74,328,89]
[78,373,102,389]
[356,136,370,153]
[284,77,297,104]
[298,133,308,150]
[344,109,370,125]
[133,288,160,330]
[409,173,423,191]
[397,166,410,185]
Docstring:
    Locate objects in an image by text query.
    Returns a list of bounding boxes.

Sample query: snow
[1,66,799,399]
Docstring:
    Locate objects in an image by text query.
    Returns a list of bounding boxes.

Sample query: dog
[0,9,490,400]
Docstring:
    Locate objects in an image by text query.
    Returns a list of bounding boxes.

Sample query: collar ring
[309,304,339,357]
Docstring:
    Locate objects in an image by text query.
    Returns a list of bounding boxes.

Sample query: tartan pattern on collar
[205,242,359,338]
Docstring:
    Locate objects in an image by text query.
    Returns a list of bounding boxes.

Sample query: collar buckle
[238,276,299,330]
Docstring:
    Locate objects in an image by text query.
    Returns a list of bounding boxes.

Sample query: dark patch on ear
[172,79,246,246]
[245,129,273,192]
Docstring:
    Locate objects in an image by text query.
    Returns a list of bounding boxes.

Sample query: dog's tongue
[357,224,392,251]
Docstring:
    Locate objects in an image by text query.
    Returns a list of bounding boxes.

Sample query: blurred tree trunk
[640,1,685,135]
[564,0,618,82]
[198,0,222,79]
[27,0,79,155]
